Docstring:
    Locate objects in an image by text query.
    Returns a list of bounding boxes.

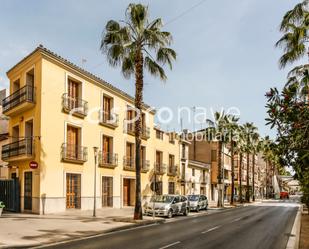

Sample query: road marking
[158,241,181,249]
[201,225,220,234]
[232,217,242,222]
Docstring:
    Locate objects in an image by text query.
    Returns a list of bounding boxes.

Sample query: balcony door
[67,125,80,159]
[141,146,146,165]
[126,109,135,131]
[102,136,112,163]
[126,142,134,165]
[103,96,112,120]
[25,120,33,155]
[156,151,162,166]
[68,79,79,109]
[12,125,19,143]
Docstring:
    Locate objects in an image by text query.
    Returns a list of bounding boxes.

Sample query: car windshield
[188,195,199,201]
[151,195,174,203]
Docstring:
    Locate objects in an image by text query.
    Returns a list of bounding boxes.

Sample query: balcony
[99,111,119,129]
[154,163,166,175]
[62,93,88,118]
[126,124,150,140]
[61,143,87,164]
[167,165,178,176]
[98,152,118,168]
[2,138,34,162]
[141,160,150,173]
[2,85,35,116]
[123,156,135,171]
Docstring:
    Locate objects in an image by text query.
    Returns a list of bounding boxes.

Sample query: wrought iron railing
[2,138,34,159]
[126,123,150,139]
[61,143,87,162]
[167,165,178,176]
[98,152,118,168]
[62,93,88,116]
[99,110,119,127]
[154,163,167,175]
[2,85,35,113]
[123,156,135,171]
[141,160,150,172]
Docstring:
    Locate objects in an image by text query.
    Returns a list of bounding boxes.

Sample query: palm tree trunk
[265,160,268,199]
[246,151,250,202]
[133,47,143,220]
[217,141,223,208]
[230,140,235,205]
[252,153,255,201]
[239,153,243,203]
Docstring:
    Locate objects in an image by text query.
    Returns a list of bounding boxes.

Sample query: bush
[301,193,309,210]
[0,202,5,208]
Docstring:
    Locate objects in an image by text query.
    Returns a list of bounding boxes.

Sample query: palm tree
[242,123,258,202]
[225,115,240,205]
[207,112,230,207]
[234,126,246,203]
[276,0,309,68]
[251,133,261,202]
[100,3,176,220]
[261,136,273,198]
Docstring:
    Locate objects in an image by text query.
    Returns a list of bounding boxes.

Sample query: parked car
[144,195,190,218]
[187,194,208,212]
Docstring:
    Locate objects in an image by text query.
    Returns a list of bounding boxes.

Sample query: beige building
[1,45,181,214]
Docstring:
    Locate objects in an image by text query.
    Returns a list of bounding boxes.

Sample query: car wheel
[196,206,200,212]
[167,209,173,218]
[184,207,189,216]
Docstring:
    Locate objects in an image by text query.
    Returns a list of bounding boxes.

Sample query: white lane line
[158,241,181,249]
[201,225,220,234]
[232,217,242,222]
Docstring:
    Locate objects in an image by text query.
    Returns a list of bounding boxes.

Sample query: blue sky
[0,0,301,137]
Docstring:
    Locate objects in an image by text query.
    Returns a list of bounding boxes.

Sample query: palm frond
[156,47,177,69]
[144,56,167,81]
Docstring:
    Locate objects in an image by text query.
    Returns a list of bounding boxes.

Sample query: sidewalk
[0,208,164,248]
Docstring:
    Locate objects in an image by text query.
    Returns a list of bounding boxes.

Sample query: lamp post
[93,146,98,217]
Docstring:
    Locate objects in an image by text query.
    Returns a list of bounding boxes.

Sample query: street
[39,201,298,249]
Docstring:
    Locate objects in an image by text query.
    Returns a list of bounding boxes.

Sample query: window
[156,181,163,195]
[102,95,113,121]
[66,173,81,209]
[182,144,186,158]
[102,135,113,164]
[156,130,163,140]
[66,125,81,159]
[68,78,81,108]
[126,142,134,163]
[211,150,217,162]
[169,154,175,167]
[156,151,163,166]
[192,168,195,176]
[26,68,34,87]
[168,182,175,194]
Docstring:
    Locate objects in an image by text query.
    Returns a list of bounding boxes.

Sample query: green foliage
[0,201,5,208]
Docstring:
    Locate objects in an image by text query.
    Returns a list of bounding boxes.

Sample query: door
[123,178,130,206]
[67,126,79,159]
[126,143,134,166]
[68,79,79,109]
[103,96,112,120]
[66,173,81,209]
[24,172,32,210]
[102,176,113,207]
[103,136,112,163]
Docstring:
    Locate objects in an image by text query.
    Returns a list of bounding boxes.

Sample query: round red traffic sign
[29,161,38,169]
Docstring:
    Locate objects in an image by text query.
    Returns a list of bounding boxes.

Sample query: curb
[286,205,302,249]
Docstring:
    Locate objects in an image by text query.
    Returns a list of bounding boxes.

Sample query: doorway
[123,178,135,206]
[66,173,81,209]
[24,172,32,211]
[102,176,113,207]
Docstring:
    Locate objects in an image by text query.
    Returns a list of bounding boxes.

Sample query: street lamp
[93,146,99,217]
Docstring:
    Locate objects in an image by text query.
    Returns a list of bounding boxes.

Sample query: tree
[100,3,176,220]
[251,134,261,201]
[225,116,240,205]
[242,123,258,202]
[276,0,309,69]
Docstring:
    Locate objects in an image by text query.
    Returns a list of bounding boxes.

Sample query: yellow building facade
[2,46,181,214]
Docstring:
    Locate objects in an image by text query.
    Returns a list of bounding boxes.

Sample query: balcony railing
[154,163,167,175]
[99,111,119,128]
[167,165,178,176]
[141,160,150,173]
[2,85,35,114]
[98,152,118,168]
[61,143,87,163]
[62,93,88,117]
[2,138,34,160]
[123,156,135,171]
[126,123,150,139]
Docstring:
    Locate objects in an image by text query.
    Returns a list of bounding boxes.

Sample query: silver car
[145,195,190,218]
[187,194,208,212]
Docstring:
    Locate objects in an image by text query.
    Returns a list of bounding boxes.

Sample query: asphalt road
[41,201,298,249]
